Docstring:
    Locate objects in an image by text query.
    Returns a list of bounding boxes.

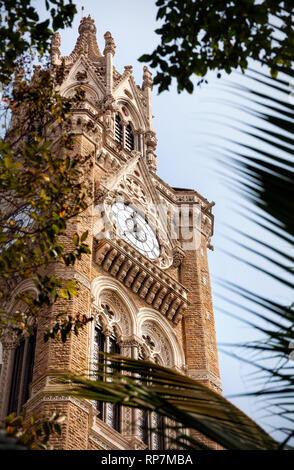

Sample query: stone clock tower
[0,17,221,450]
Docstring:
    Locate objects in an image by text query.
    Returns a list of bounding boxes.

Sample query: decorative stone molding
[145,130,157,172]
[89,434,111,450]
[142,334,155,350]
[94,238,188,325]
[141,320,173,366]
[137,308,186,369]
[76,70,88,82]
[124,89,133,100]
[118,336,141,361]
[188,369,222,390]
[124,65,133,76]
[25,393,92,417]
[124,174,150,206]
[124,435,147,450]
[0,328,19,350]
[96,150,120,172]
[91,414,130,450]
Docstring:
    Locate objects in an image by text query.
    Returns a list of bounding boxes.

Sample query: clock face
[111,202,160,260]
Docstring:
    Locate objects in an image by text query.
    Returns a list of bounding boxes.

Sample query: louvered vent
[115,114,123,145]
[125,124,134,151]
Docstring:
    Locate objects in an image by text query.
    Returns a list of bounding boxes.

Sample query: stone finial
[142,65,153,90]
[78,15,97,35]
[103,31,116,56]
[205,201,215,213]
[124,65,133,75]
[50,32,61,65]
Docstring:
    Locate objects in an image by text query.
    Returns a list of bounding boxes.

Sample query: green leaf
[73,233,79,247]
[80,230,88,243]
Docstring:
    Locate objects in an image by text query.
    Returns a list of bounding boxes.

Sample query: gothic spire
[70,15,102,61]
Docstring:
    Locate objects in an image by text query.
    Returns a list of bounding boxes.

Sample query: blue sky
[51,0,292,439]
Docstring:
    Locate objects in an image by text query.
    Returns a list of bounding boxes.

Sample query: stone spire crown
[70,15,103,61]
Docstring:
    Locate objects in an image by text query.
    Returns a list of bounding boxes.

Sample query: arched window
[125,124,134,152]
[93,323,121,432]
[114,114,123,145]
[7,329,37,415]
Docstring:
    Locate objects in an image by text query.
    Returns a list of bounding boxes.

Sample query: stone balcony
[94,237,188,324]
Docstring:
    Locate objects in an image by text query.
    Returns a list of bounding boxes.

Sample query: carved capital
[1,328,20,350]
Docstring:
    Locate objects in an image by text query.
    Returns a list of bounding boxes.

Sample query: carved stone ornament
[76,70,88,81]
[171,245,185,268]
[141,321,173,366]
[145,131,157,172]
[97,289,132,336]
[1,327,20,350]
[124,175,150,206]
[142,334,155,350]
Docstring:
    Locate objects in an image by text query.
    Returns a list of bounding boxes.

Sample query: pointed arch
[61,83,102,102]
[91,276,137,337]
[6,279,38,313]
[116,98,145,131]
[137,308,185,369]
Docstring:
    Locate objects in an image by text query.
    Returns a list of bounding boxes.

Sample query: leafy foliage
[44,312,92,343]
[0,1,98,450]
[0,64,93,339]
[139,0,294,93]
[4,410,65,449]
[0,0,77,84]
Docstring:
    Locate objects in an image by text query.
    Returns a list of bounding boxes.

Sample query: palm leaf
[48,353,278,450]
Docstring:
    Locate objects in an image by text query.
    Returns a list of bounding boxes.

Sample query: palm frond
[48,353,278,450]
[217,65,294,442]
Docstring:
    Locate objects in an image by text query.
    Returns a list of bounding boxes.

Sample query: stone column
[103,31,116,96]
[0,330,19,420]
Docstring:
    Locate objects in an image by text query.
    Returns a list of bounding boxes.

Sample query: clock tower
[0,16,221,450]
